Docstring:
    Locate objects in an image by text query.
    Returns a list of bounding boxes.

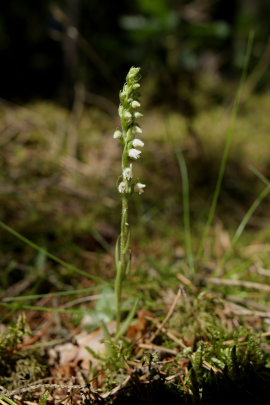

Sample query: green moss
[0,315,47,390]
[188,330,270,404]
[168,292,225,342]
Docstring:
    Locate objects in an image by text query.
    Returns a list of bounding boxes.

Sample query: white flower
[118,181,130,194]
[128,148,141,159]
[118,106,132,121]
[133,125,142,134]
[121,85,128,96]
[132,138,144,148]
[118,105,123,116]
[127,67,140,80]
[113,129,122,139]
[134,112,143,119]
[131,100,140,108]
[123,111,132,120]
[123,164,133,180]
[134,182,146,195]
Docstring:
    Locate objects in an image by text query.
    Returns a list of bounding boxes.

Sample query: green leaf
[115,298,138,340]
[115,235,121,268]
[125,251,132,277]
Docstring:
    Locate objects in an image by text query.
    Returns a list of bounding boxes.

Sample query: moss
[188,331,270,404]
[0,314,47,390]
[107,330,270,404]
[168,291,225,342]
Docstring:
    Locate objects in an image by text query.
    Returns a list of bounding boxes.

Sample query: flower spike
[113,67,145,335]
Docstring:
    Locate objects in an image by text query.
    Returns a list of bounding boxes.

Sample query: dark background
[1,0,270,108]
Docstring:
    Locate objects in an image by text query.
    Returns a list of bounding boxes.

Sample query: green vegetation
[2,1,270,403]
[0,315,47,390]
[0,64,270,404]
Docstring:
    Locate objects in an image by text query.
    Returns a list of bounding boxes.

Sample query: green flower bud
[127,67,140,81]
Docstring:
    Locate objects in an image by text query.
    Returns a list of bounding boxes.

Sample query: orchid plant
[113,67,145,335]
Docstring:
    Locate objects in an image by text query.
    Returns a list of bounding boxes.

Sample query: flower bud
[123,111,132,120]
[131,100,140,109]
[134,112,143,119]
[132,139,144,148]
[133,125,142,134]
[119,106,132,121]
[128,148,141,159]
[127,67,140,81]
[118,181,130,194]
[118,105,123,117]
[134,182,146,195]
[113,129,122,139]
[123,164,133,180]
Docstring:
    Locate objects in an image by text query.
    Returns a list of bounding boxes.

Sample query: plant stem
[116,194,129,331]
[115,137,130,332]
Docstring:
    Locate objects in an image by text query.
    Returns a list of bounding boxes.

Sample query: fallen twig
[251,264,270,277]
[223,301,270,318]
[139,343,178,355]
[2,383,88,397]
[209,277,270,292]
[148,286,183,343]
[146,316,186,348]
[100,376,131,399]
[226,294,270,312]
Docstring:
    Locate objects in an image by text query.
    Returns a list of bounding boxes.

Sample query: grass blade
[38,391,50,405]
[250,165,270,186]
[0,395,20,405]
[3,287,98,302]
[175,149,194,275]
[1,302,95,315]
[0,220,106,284]
[115,298,138,340]
[219,181,270,268]
[197,31,254,260]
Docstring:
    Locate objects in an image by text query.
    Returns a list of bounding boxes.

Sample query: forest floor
[0,91,270,404]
